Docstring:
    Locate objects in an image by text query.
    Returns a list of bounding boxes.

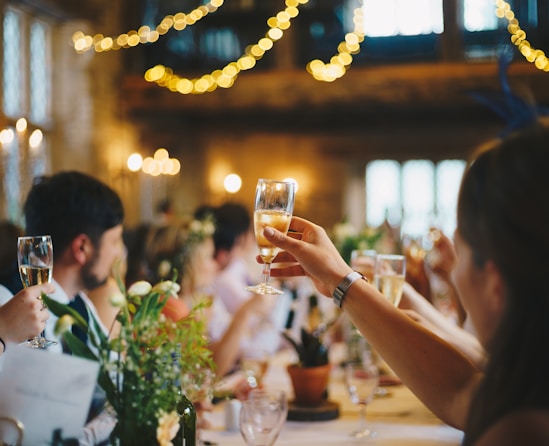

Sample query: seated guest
[142,217,274,377]
[0,171,125,444]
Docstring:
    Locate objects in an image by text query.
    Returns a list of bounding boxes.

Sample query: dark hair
[0,220,24,293]
[123,223,152,287]
[459,122,549,444]
[23,171,124,260]
[212,202,251,253]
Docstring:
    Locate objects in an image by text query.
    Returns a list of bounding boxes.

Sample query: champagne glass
[246,179,296,295]
[241,348,269,389]
[17,235,57,348]
[344,359,379,438]
[240,389,287,446]
[374,254,406,306]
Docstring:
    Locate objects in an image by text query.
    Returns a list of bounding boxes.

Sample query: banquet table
[200,343,464,446]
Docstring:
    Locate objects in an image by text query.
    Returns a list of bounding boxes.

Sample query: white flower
[152,280,180,298]
[109,290,126,308]
[54,314,75,336]
[189,219,203,233]
[127,281,152,297]
[201,220,215,236]
[157,260,172,278]
[156,410,180,446]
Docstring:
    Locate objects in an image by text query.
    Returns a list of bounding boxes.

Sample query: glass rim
[375,253,405,260]
[257,178,295,185]
[17,235,52,240]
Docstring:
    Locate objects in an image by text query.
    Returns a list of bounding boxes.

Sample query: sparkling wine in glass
[344,359,380,438]
[246,179,296,295]
[17,235,57,348]
[374,254,406,306]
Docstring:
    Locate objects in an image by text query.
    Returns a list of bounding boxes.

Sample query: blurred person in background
[0,220,24,295]
[142,215,273,378]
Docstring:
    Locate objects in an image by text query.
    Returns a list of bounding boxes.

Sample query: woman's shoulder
[476,409,549,446]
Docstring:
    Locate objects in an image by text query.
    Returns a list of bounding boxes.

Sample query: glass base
[26,336,58,349]
[245,283,284,295]
[351,428,377,439]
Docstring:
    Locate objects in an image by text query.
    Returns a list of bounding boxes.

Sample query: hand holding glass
[246,179,296,295]
[374,254,406,306]
[17,235,57,348]
[344,360,380,438]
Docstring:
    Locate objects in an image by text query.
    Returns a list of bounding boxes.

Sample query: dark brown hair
[458,122,549,444]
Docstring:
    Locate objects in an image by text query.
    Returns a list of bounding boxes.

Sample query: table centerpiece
[44,277,214,446]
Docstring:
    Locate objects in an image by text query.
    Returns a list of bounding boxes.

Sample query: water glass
[240,389,287,446]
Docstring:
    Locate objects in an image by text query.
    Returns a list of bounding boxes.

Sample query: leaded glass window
[3,8,23,118]
[30,20,50,124]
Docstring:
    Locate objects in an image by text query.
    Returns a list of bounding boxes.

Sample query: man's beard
[81,252,108,291]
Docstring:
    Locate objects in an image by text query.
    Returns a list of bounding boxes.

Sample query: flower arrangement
[43,278,214,446]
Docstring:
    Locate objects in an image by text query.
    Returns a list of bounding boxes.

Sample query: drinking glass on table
[17,235,57,348]
[374,254,406,307]
[344,359,380,438]
[240,389,287,446]
[350,249,377,282]
[241,348,269,389]
[246,179,296,295]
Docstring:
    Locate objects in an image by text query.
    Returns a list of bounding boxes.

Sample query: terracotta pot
[286,363,331,407]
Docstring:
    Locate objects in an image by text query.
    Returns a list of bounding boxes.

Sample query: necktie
[67,294,89,347]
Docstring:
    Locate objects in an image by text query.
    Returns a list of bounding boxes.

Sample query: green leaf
[62,331,98,362]
[42,294,88,329]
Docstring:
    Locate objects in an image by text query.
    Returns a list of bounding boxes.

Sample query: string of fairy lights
[71,0,548,96]
[495,0,548,71]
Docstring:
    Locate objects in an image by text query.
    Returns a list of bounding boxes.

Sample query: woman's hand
[264,216,353,298]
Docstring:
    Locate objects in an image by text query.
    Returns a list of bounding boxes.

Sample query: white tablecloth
[200,344,464,445]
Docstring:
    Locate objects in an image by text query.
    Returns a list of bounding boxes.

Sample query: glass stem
[261,262,272,285]
[357,403,367,432]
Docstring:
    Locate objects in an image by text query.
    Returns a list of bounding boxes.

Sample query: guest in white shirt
[1,170,125,444]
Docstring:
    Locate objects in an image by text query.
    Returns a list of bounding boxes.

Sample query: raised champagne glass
[374,254,406,306]
[246,179,296,295]
[17,235,57,348]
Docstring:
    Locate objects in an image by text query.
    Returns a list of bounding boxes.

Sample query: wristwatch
[332,271,367,308]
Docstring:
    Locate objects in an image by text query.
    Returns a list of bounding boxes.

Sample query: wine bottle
[174,389,196,446]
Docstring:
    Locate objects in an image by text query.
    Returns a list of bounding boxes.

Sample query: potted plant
[282,326,331,407]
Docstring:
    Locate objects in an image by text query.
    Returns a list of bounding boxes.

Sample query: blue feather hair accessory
[468,46,549,137]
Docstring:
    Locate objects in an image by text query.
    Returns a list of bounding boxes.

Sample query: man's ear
[72,234,92,265]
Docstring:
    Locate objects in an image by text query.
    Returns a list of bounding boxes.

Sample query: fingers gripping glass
[17,235,57,348]
[246,179,296,295]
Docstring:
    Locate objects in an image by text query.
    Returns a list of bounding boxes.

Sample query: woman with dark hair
[262,122,549,445]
